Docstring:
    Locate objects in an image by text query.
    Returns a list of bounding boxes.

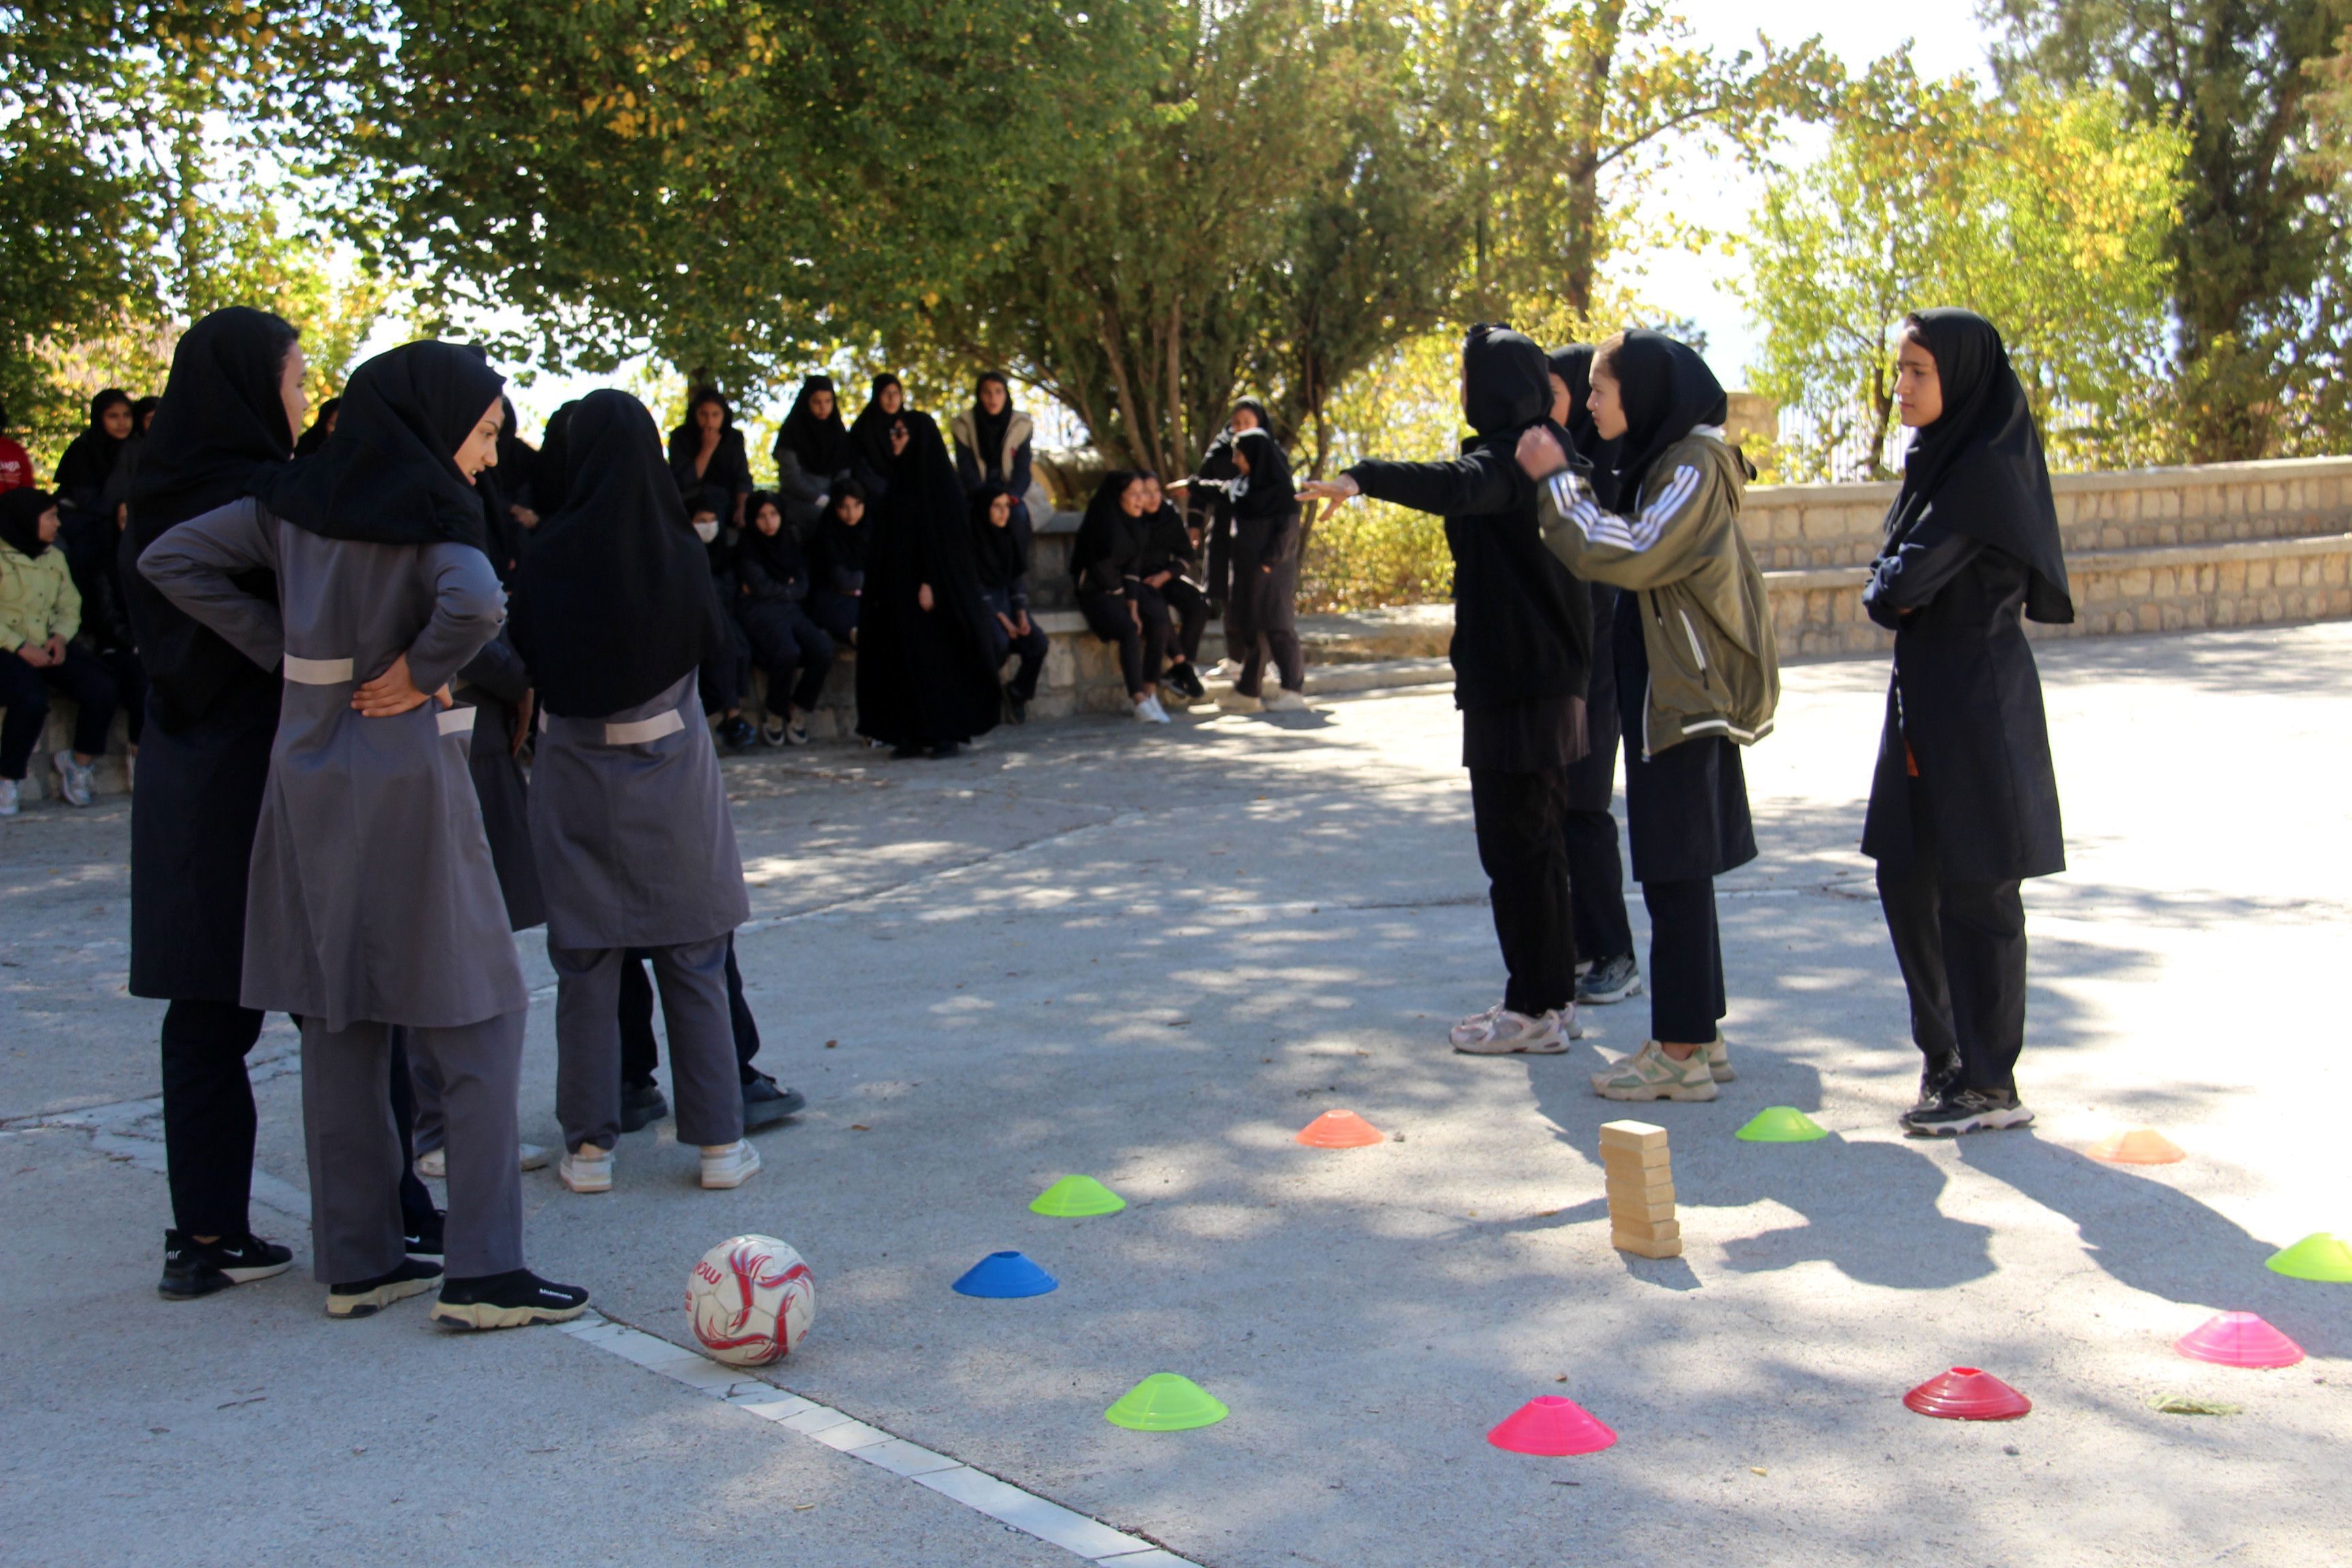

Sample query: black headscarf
[1230,396,1271,435]
[1547,343,1623,510]
[1071,472,1143,587]
[252,341,505,551]
[970,373,1015,481]
[850,374,906,472]
[968,483,1027,591]
[737,489,806,585]
[532,400,581,514]
[773,374,853,479]
[510,389,725,718]
[293,397,340,455]
[1230,427,1294,513]
[494,397,538,502]
[122,307,302,729]
[815,480,870,578]
[131,395,161,434]
[1605,330,1727,507]
[1461,324,1550,438]
[54,389,133,510]
[1885,309,2074,624]
[854,409,1002,745]
[0,488,54,559]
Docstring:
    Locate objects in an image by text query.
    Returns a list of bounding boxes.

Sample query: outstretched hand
[1296,475,1359,505]
[1516,425,1569,480]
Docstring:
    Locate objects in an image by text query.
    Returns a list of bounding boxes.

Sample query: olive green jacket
[1535,429,1778,757]
[0,540,80,651]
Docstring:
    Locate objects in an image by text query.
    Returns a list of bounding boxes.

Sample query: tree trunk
[1561,1,1624,316]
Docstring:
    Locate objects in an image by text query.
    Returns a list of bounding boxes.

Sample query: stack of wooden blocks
[1600,1119,1680,1258]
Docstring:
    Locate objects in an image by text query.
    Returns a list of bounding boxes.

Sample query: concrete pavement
[4,623,2349,1566]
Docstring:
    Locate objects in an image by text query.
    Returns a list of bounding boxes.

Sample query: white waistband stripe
[436,706,478,738]
[282,654,355,685]
[604,711,686,747]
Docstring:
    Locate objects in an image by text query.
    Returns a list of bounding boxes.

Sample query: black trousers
[95,645,146,747]
[1642,877,1726,1045]
[1468,767,1576,1016]
[1077,585,1167,699]
[741,600,835,713]
[980,589,1048,702]
[159,1000,265,1238]
[1877,793,2027,1093]
[1564,811,1633,964]
[619,934,763,1088]
[1228,559,1303,698]
[0,642,117,777]
[698,615,751,715]
[1157,577,1210,666]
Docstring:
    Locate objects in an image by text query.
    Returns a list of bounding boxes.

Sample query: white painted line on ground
[557,1311,1196,1565]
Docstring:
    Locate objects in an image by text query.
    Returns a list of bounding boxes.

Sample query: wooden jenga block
[1599,1141,1673,1173]
[1598,1120,1669,1152]
[1610,1215,1680,1242]
[1613,1229,1683,1259]
[1604,1173,1675,1203]
[1608,1194,1678,1226]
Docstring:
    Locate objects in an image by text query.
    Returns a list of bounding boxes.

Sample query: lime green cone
[2266,1232,2352,1282]
[1030,1175,1126,1217]
[1105,1373,1228,1431]
[1736,1106,1829,1143]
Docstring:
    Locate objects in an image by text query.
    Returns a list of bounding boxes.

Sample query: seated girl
[805,482,868,647]
[968,483,1048,723]
[734,490,834,746]
[1070,472,1173,724]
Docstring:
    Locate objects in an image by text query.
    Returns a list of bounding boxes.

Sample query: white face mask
[693,519,720,544]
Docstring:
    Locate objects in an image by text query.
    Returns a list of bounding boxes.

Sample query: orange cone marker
[2087,1128,2186,1165]
[1296,1109,1385,1148]
[1487,1394,1617,1456]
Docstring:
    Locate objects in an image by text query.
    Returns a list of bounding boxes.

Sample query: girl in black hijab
[1516,329,1778,1102]
[951,372,1034,502]
[1134,470,1209,702]
[734,489,835,745]
[772,374,853,532]
[667,387,753,526]
[805,480,869,647]
[1862,308,2072,1138]
[118,306,303,1300]
[1215,427,1307,709]
[849,374,909,496]
[1303,324,1592,1053]
[1069,470,1174,723]
[969,482,1048,721]
[54,388,134,521]
[1546,344,1637,1007]
[293,396,340,456]
[853,404,1003,757]
[1186,397,1270,622]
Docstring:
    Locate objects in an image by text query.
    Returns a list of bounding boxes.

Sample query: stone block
[2247,560,2272,590]
[2323,553,2349,587]
[2136,603,2161,632]
[2154,487,2182,520]
[2264,482,2289,514]
[2118,569,2153,598]
[2261,593,2284,619]
[2100,525,2126,549]
[2183,485,2211,519]
[2219,560,2247,594]
[2151,568,2176,600]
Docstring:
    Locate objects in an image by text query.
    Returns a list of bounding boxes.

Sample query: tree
[1991,0,2352,460]
[1742,57,2183,482]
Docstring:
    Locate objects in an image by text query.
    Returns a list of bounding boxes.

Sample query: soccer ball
[686,1235,815,1367]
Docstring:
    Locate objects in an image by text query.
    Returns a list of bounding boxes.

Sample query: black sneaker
[158,1230,294,1301]
[720,715,758,751]
[1914,1052,1963,1113]
[431,1269,591,1330]
[1168,662,1207,701]
[1902,1085,2035,1138]
[327,1257,444,1319]
[1575,953,1643,1005]
[619,1078,670,1134]
[404,1208,446,1261]
[742,1073,807,1131]
[1004,687,1028,725]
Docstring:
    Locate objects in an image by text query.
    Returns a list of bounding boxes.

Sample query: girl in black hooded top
[772,374,853,534]
[667,387,754,526]
[1070,471,1174,723]
[1186,397,1268,621]
[54,388,135,523]
[1862,309,2071,1138]
[1303,324,1592,1054]
[970,483,1049,721]
[1134,470,1209,702]
[1207,427,1307,710]
[806,480,870,647]
[848,375,909,498]
[116,308,303,1301]
[293,397,340,456]
[853,404,1004,756]
[1547,344,1639,1008]
[735,489,834,745]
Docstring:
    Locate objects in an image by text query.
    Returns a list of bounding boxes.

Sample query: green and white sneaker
[1705,1033,1735,1083]
[1590,1041,1718,1102]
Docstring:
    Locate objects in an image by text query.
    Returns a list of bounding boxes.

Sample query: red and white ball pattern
[687,1234,815,1367]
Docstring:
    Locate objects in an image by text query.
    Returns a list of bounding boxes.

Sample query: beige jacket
[1535,429,1778,757]
[0,540,79,650]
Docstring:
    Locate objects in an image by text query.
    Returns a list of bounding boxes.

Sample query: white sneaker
[700,1140,762,1190]
[1262,687,1310,712]
[419,1142,546,1181]
[1451,1006,1573,1055]
[517,1142,549,1171]
[1217,690,1264,714]
[52,750,92,807]
[1590,1040,1719,1102]
[0,779,17,817]
[1137,695,1172,724]
[559,1144,613,1193]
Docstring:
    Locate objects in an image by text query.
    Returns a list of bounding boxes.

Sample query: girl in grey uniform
[508,389,760,1194]
[140,341,588,1329]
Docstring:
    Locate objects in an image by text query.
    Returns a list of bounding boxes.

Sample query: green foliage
[1742,55,2183,482]
[1298,332,1463,610]
[1991,0,2352,461]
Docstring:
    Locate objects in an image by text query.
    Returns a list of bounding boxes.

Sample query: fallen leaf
[1750,1467,1768,1477]
[849,1124,870,1132]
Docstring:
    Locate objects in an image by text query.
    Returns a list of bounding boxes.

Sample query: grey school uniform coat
[527,673,750,951]
[137,497,528,1032]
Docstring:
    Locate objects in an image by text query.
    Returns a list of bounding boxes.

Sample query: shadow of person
[1953,1134,2346,1356]
[1519,1051,1996,1292]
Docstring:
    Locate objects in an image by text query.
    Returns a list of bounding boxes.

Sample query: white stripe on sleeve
[1548,465,1701,554]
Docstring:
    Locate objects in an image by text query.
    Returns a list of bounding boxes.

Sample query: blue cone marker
[952,1250,1059,1298]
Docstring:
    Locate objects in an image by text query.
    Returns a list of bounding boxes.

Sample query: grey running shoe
[1902,1085,2034,1137]
[1576,953,1643,1004]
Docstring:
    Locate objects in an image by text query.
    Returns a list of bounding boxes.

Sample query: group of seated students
[0,389,168,815]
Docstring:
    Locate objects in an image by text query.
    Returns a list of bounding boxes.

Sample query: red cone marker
[2175,1311,2304,1369]
[1487,1394,1618,1456]
[1903,1367,2031,1421]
